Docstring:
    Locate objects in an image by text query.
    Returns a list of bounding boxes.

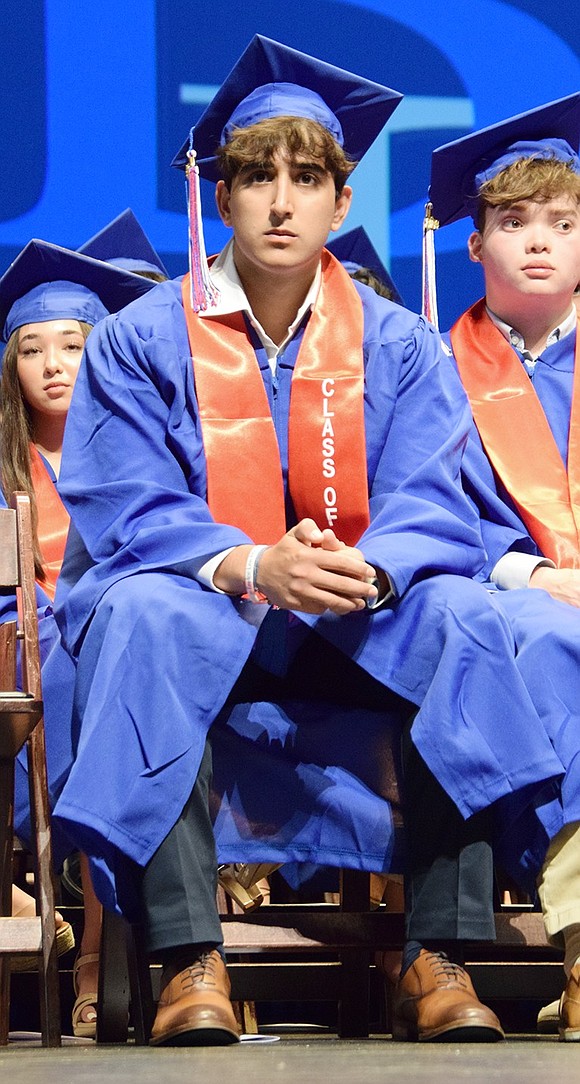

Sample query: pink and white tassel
[186,149,220,312]
[422,202,440,329]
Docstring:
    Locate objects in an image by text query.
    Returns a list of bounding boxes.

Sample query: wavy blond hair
[477,157,580,231]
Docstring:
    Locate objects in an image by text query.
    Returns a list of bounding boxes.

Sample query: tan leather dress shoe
[150,950,240,1046]
[392,949,504,1042]
[559,964,580,1041]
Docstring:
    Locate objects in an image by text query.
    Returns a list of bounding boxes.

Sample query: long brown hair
[0,320,92,580]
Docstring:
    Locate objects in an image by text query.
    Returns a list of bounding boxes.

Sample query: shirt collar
[200,238,321,360]
[486,303,577,354]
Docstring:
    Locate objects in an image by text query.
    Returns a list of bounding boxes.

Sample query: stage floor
[2,1033,578,1084]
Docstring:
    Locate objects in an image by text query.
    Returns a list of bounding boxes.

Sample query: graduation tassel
[422,202,440,329]
[186,148,220,312]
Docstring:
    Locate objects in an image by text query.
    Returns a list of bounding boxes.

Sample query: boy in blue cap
[51,37,567,1046]
[428,94,580,1040]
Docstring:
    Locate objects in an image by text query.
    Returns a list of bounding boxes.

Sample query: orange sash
[450,300,580,567]
[29,444,70,600]
[181,249,370,546]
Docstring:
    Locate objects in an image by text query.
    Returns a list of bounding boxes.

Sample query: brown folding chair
[0,492,61,1046]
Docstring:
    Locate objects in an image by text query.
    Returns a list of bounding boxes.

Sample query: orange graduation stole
[181,249,370,546]
[29,444,70,600]
[450,299,580,567]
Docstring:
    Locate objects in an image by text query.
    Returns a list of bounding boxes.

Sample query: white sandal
[72,952,99,1038]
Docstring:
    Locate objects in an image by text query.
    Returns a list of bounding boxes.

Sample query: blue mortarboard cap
[326,227,403,305]
[78,208,169,278]
[171,34,403,181]
[429,93,580,228]
[0,239,156,342]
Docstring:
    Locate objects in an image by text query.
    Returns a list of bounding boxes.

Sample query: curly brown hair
[477,156,580,231]
[217,115,356,194]
[0,320,92,581]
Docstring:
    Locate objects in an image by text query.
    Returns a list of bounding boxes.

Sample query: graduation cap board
[0,239,156,343]
[327,226,404,305]
[170,34,403,312]
[172,34,403,180]
[423,93,580,326]
[429,92,580,229]
[78,209,169,279]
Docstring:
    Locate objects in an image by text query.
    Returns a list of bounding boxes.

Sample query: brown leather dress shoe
[559,963,580,1041]
[392,949,505,1042]
[150,950,240,1046]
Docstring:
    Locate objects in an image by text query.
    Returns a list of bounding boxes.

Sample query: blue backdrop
[1,0,579,328]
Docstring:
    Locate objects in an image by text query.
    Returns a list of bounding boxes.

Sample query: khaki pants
[537,822,580,947]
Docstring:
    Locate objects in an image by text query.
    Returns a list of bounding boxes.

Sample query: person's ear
[468,230,483,264]
[216,180,233,227]
[330,185,353,232]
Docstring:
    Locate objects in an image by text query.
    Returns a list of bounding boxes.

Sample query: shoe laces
[179,951,218,991]
[425,951,468,988]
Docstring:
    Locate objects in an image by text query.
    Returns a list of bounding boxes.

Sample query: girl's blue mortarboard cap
[423,93,580,328]
[171,34,403,181]
[0,239,156,343]
[78,209,169,279]
[429,92,580,229]
[5,282,108,344]
[326,226,404,305]
[170,35,402,314]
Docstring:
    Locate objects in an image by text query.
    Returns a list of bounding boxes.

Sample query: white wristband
[244,545,270,604]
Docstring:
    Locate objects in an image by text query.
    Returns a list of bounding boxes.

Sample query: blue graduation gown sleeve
[56,281,261,656]
[352,288,488,594]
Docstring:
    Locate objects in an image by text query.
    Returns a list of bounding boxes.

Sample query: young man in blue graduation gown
[427,95,580,1040]
[53,37,566,1046]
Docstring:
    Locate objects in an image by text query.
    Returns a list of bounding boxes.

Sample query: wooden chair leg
[98,909,156,1045]
[0,500,62,1047]
[217,884,260,1033]
[0,959,10,1047]
[126,923,155,1045]
[338,870,371,1038]
[232,997,258,1035]
[0,760,14,1046]
[28,725,61,1047]
[97,908,130,1043]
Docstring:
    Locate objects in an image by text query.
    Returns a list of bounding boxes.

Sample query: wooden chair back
[0,493,61,1047]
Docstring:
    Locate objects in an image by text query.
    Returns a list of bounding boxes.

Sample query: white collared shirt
[487,304,577,375]
[200,239,321,374]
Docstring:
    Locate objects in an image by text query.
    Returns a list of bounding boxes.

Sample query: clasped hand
[214,518,380,615]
